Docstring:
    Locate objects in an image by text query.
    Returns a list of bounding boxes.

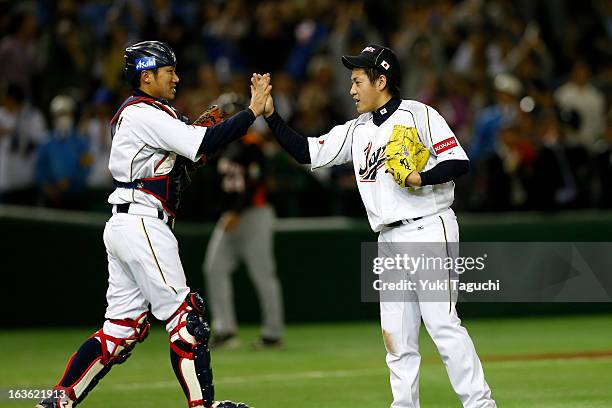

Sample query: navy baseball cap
[342,44,401,84]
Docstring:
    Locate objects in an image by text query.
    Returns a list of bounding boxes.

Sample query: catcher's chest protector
[110,95,192,216]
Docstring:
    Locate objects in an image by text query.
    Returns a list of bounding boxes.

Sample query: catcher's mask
[342,44,401,86]
[124,41,177,87]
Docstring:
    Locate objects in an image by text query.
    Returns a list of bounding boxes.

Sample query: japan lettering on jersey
[358,142,386,182]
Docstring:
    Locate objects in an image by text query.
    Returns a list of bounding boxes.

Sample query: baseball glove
[193,104,224,127]
[385,125,430,188]
[190,105,224,166]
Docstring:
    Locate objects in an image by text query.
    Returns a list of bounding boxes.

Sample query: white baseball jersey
[107,101,206,210]
[307,99,468,232]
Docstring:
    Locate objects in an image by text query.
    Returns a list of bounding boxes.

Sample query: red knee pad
[95,311,150,364]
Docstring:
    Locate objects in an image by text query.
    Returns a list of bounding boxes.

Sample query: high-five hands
[248,73,272,117]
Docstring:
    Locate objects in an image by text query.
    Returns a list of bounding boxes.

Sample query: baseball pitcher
[262,45,496,408]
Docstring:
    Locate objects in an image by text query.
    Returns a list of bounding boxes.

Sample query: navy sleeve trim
[420,160,469,186]
[265,111,311,164]
[197,109,255,156]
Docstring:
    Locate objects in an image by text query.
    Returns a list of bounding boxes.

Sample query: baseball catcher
[34,40,267,408]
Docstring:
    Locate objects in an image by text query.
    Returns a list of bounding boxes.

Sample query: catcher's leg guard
[38,312,150,407]
[167,292,215,408]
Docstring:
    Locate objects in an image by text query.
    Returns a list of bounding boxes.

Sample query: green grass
[1,314,612,407]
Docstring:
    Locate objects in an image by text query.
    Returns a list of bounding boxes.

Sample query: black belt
[386,217,423,228]
[115,203,175,229]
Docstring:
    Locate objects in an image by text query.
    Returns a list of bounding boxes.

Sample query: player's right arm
[264,97,354,168]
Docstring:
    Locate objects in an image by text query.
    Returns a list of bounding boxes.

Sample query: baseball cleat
[209,333,240,349]
[251,336,283,350]
[212,401,252,408]
[35,397,73,408]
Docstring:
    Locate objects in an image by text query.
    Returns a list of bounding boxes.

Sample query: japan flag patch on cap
[381,60,390,70]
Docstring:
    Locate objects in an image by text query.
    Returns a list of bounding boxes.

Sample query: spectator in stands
[421,72,471,137]
[99,25,130,94]
[469,73,523,162]
[35,95,91,209]
[328,2,380,119]
[593,114,612,208]
[240,2,295,74]
[284,4,331,81]
[44,16,91,101]
[504,23,554,89]
[267,72,297,121]
[554,59,606,149]
[0,11,42,97]
[400,35,444,101]
[530,114,579,210]
[80,89,113,188]
[0,0,609,216]
[478,122,536,211]
[0,83,47,204]
[178,64,221,121]
[450,28,487,81]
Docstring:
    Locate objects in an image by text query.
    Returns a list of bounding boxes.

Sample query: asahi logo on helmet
[135,57,157,70]
[362,46,377,53]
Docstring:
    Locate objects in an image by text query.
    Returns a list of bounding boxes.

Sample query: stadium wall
[1,206,611,327]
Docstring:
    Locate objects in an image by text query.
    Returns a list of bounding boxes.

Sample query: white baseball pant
[378,208,496,408]
[104,210,190,330]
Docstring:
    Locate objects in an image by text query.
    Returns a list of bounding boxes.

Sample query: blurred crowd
[0,0,610,219]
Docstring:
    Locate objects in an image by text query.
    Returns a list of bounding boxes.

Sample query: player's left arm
[411,106,469,187]
[418,160,469,186]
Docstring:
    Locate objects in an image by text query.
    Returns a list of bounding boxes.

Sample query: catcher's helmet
[124,41,176,86]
